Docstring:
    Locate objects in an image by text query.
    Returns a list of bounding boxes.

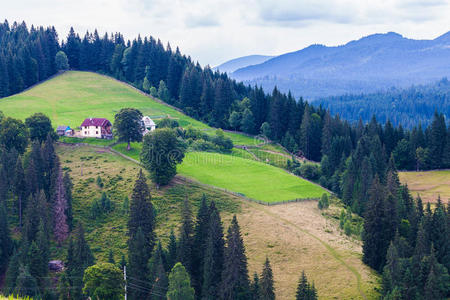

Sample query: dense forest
[317,78,450,128]
[1,20,449,171]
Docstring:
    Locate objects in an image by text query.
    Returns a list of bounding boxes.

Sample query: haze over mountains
[214,55,274,73]
[224,31,450,99]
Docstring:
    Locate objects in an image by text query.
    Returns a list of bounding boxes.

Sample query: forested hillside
[317,78,450,128]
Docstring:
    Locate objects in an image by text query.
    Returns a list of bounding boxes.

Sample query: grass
[0,71,256,145]
[178,152,328,203]
[248,148,290,169]
[56,144,378,299]
[399,170,450,203]
[55,144,241,262]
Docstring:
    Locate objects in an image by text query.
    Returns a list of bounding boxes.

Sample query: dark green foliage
[14,265,40,298]
[250,273,261,300]
[296,271,317,300]
[128,227,151,300]
[0,117,29,154]
[0,203,12,271]
[157,117,179,129]
[167,229,178,271]
[201,202,225,300]
[141,128,186,186]
[148,242,168,300]
[177,196,194,277]
[66,225,95,300]
[25,113,55,143]
[260,258,275,300]
[192,195,210,296]
[128,170,155,249]
[63,172,74,230]
[3,250,20,295]
[220,216,250,300]
[55,51,69,70]
[114,108,144,150]
[108,249,115,264]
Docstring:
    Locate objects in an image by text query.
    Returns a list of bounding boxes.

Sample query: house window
[96,126,98,129]
[96,131,98,134]
[85,131,87,135]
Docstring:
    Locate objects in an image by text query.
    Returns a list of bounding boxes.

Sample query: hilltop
[229,31,450,98]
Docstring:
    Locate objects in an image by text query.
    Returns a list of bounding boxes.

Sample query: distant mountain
[214,55,274,74]
[231,32,450,99]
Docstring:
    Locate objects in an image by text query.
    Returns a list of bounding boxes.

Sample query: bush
[344,220,352,236]
[318,193,329,210]
[96,176,103,188]
[295,163,321,180]
[157,118,179,129]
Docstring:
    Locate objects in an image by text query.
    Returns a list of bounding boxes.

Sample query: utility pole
[124,265,127,300]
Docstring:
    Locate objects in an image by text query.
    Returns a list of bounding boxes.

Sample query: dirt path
[237,200,376,300]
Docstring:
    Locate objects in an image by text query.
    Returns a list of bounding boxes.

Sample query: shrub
[96,176,103,188]
[344,220,352,236]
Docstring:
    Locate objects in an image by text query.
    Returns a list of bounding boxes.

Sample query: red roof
[81,118,111,127]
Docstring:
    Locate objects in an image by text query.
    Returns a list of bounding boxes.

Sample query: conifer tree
[63,172,73,230]
[3,250,20,295]
[192,194,210,296]
[259,257,275,300]
[14,157,26,227]
[108,249,115,264]
[296,271,309,300]
[167,262,195,300]
[220,216,250,300]
[67,224,95,300]
[148,242,168,300]
[128,170,155,250]
[167,229,178,271]
[201,203,224,300]
[14,265,39,298]
[54,168,69,244]
[177,196,194,277]
[250,272,261,300]
[362,176,389,271]
[0,203,12,271]
[128,227,151,300]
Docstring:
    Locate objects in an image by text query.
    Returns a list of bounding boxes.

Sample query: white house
[80,118,113,139]
[142,116,156,135]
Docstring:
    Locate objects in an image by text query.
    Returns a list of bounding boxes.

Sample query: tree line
[1,20,448,173]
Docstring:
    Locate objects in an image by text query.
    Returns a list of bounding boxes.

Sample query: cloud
[185,13,220,28]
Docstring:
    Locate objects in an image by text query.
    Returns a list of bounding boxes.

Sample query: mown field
[0,71,256,146]
[399,170,450,203]
[56,144,378,300]
[178,152,327,203]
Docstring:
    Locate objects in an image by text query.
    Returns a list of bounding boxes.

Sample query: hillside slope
[0,71,256,145]
[57,144,378,299]
[231,31,450,98]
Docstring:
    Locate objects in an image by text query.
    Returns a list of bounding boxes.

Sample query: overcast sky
[3,0,450,66]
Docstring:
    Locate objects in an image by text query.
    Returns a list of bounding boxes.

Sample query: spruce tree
[362,176,389,272]
[296,271,309,300]
[14,265,39,298]
[63,172,73,230]
[259,257,275,300]
[250,272,261,300]
[128,170,155,250]
[220,216,250,300]
[14,157,26,227]
[0,203,12,271]
[201,203,224,300]
[3,250,20,295]
[167,229,178,271]
[128,227,151,300]
[178,196,194,279]
[192,194,210,296]
[148,242,168,300]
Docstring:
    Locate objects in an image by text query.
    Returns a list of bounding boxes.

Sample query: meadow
[57,144,377,299]
[0,71,256,145]
[178,151,327,203]
[399,170,450,203]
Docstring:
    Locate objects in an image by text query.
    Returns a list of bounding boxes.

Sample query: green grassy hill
[0,71,256,145]
[179,152,327,203]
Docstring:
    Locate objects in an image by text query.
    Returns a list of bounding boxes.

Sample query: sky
[3,0,450,66]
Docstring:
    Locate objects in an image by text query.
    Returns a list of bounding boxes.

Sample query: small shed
[142,116,156,135]
[57,125,70,136]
